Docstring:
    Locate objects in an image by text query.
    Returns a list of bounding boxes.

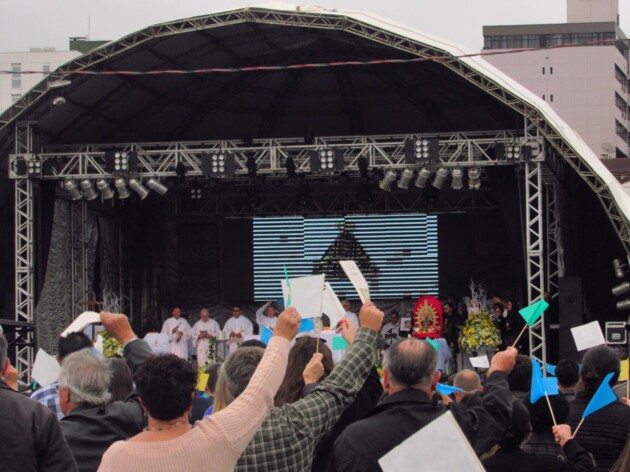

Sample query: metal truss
[8,130,536,181]
[544,183,562,300]
[13,122,35,383]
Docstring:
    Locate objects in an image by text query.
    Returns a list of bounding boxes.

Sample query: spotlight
[432,168,448,189]
[451,168,464,190]
[379,170,397,192]
[405,138,439,164]
[202,152,235,177]
[246,155,257,179]
[397,168,414,189]
[612,282,630,297]
[128,178,149,200]
[414,167,431,188]
[190,187,203,200]
[114,178,130,199]
[52,96,66,106]
[63,180,83,200]
[616,299,630,311]
[146,178,168,196]
[310,148,344,172]
[358,156,369,179]
[176,162,187,186]
[468,167,481,190]
[285,156,297,179]
[613,259,626,279]
[80,179,98,201]
[27,158,43,178]
[96,179,115,200]
[106,150,137,174]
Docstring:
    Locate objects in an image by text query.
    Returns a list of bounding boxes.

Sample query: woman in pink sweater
[98,308,301,472]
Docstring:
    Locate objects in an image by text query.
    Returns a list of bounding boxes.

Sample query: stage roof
[1,2,629,236]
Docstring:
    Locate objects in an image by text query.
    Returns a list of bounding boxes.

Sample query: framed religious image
[400,317,412,332]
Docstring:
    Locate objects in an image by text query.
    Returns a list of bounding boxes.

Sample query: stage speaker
[558,277,583,361]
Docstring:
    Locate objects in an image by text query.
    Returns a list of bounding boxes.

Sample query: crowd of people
[0,299,628,472]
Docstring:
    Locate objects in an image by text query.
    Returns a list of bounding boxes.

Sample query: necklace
[143,421,189,432]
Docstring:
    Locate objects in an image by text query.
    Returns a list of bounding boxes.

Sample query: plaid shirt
[235,328,378,472]
[30,380,63,420]
[523,431,564,457]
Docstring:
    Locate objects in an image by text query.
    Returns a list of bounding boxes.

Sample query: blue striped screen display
[253,214,438,300]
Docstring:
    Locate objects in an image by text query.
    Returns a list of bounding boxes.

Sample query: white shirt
[191,319,221,346]
[344,311,359,328]
[255,304,278,330]
[160,317,191,359]
[223,316,254,337]
[381,321,401,347]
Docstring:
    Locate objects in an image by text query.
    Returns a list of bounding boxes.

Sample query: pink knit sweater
[98,336,290,472]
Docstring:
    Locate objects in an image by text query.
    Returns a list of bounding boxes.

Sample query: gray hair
[384,338,437,388]
[0,333,7,368]
[453,369,481,392]
[58,348,112,406]
[213,347,263,412]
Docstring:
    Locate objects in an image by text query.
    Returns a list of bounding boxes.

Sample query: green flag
[425,337,440,351]
[518,299,549,326]
[283,265,292,307]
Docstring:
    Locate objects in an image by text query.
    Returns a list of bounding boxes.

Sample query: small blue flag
[299,319,315,333]
[260,326,272,345]
[582,372,617,418]
[546,363,556,376]
[436,383,463,396]
[531,358,559,403]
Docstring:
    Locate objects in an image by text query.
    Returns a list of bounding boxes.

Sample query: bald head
[453,369,481,392]
[384,338,438,390]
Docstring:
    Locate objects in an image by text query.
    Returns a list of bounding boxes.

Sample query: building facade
[483,0,629,158]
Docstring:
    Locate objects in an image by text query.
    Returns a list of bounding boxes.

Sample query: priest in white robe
[255,301,278,331]
[223,305,253,354]
[191,308,221,366]
[160,307,191,360]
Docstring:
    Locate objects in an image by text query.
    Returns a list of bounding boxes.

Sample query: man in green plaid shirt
[230,301,383,472]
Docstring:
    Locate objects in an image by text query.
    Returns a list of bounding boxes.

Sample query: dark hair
[508,355,532,393]
[384,338,437,388]
[224,347,264,399]
[555,360,579,388]
[500,401,532,448]
[581,345,620,396]
[135,354,197,421]
[275,337,334,406]
[58,332,93,361]
[205,362,222,394]
[0,333,7,368]
[239,339,267,349]
[108,357,134,402]
[524,392,569,433]
[493,303,502,312]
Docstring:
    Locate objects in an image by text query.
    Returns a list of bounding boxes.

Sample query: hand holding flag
[511,299,549,348]
[573,372,618,438]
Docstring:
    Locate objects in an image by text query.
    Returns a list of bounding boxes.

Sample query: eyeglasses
[232,309,240,312]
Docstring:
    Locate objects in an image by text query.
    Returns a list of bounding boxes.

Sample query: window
[542,94,546,101]
[542,67,545,75]
[616,120,628,142]
[42,64,50,74]
[615,65,627,92]
[615,93,628,119]
[11,63,21,89]
[550,94,554,102]
[550,67,553,75]
[11,93,21,104]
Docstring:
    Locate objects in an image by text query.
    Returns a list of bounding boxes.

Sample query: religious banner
[411,296,443,339]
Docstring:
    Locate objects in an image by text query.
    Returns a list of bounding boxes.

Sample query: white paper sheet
[322,282,345,328]
[61,311,101,337]
[339,260,370,302]
[571,321,606,351]
[469,354,490,369]
[93,334,104,356]
[280,274,325,319]
[378,411,484,472]
[32,349,60,387]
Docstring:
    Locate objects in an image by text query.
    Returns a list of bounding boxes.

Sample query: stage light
[80,179,98,201]
[616,299,630,311]
[246,155,257,179]
[310,148,345,172]
[613,259,626,279]
[451,168,464,190]
[397,168,414,189]
[146,178,168,196]
[106,150,138,174]
[27,158,43,178]
[612,281,630,297]
[506,144,521,160]
[285,156,297,179]
[202,152,235,177]
[63,180,83,201]
[358,156,369,179]
[129,178,149,200]
[96,179,115,200]
[114,178,130,199]
[414,167,431,188]
[432,167,448,189]
[52,97,66,106]
[405,138,439,164]
[468,167,481,190]
[176,162,187,186]
[379,170,397,191]
[190,187,203,200]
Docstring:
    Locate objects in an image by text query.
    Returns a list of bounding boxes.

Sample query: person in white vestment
[222,305,253,354]
[341,299,360,328]
[191,308,221,367]
[381,311,401,349]
[255,301,278,331]
[160,307,191,360]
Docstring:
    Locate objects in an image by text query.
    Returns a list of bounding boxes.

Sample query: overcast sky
[0,1,629,53]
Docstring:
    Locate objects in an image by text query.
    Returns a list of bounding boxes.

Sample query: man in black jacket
[58,313,152,472]
[328,338,516,472]
[0,334,78,472]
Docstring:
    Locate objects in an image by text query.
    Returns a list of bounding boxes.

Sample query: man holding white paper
[191,308,221,367]
[160,307,191,360]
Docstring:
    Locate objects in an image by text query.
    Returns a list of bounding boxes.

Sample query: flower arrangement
[458,281,501,353]
[98,330,123,358]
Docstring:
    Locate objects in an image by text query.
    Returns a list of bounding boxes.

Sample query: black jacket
[59,339,153,472]
[567,391,630,472]
[328,371,512,472]
[0,379,78,472]
[483,440,595,472]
